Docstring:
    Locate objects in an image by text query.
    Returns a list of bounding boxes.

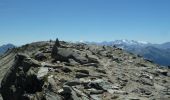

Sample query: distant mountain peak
[85,40,170,66]
[0,44,15,55]
[113,40,149,45]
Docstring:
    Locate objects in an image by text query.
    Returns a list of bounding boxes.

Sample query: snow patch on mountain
[113,40,149,46]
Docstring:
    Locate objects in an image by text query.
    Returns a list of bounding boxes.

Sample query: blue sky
[0,0,170,45]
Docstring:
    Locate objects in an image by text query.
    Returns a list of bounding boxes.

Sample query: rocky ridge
[0,40,169,100]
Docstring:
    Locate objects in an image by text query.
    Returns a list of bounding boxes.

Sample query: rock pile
[0,39,169,100]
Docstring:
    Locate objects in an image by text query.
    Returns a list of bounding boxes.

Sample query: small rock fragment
[37,67,49,79]
[61,67,72,73]
[64,80,81,86]
[76,69,89,75]
[75,73,89,78]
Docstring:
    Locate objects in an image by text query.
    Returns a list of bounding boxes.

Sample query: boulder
[1,54,44,100]
[59,85,80,100]
[86,54,99,63]
[139,78,153,86]
[73,53,89,64]
[52,48,89,64]
[34,52,47,61]
[156,69,168,76]
[54,48,74,62]
[112,56,122,63]
[37,67,49,79]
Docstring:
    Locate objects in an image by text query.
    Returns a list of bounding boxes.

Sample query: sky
[0,0,170,45]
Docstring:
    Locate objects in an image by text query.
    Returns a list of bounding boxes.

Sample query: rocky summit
[0,40,170,100]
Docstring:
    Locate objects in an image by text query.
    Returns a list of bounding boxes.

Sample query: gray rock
[22,56,41,72]
[160,87,170,95]
[60,85,80,100]
[55,48,74,62]
[107,89,127,95]
[139,78,153,86]
[37,67,49,79]
[83,63,99,68]
[1,40,170,100]
[61,67,72,73]
[34,52,47,61]
[86,54,99,63]
[112,56,122,62]
[47,75,58,92]
[1,54,44,100]
[62,85,72,94]
[52,47,89,64]
[45,92,62,100]
[127,97,140,100]
[21,92,44,100]
[157,69,168,76]
[64,80,81,86]
[69,59,80,65]
[76,69,89,75]
[21,94,35,100]
[75,73,89,78]
[132,88,152,96]
[96,69,106,74]
[136,63,148,67]
[43,48,52,53]
[88,89,104,94]
[42,62,63,69]
[87,79,114,91]
[72,87,89,99]
[90,95,102,100]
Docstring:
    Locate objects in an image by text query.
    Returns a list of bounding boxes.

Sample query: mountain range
[0,44,15,55]
[86,40,170,66]
[1,40,170,67]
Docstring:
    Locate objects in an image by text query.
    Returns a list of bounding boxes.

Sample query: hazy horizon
[1,39,170,47]
[0,0,170,45]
